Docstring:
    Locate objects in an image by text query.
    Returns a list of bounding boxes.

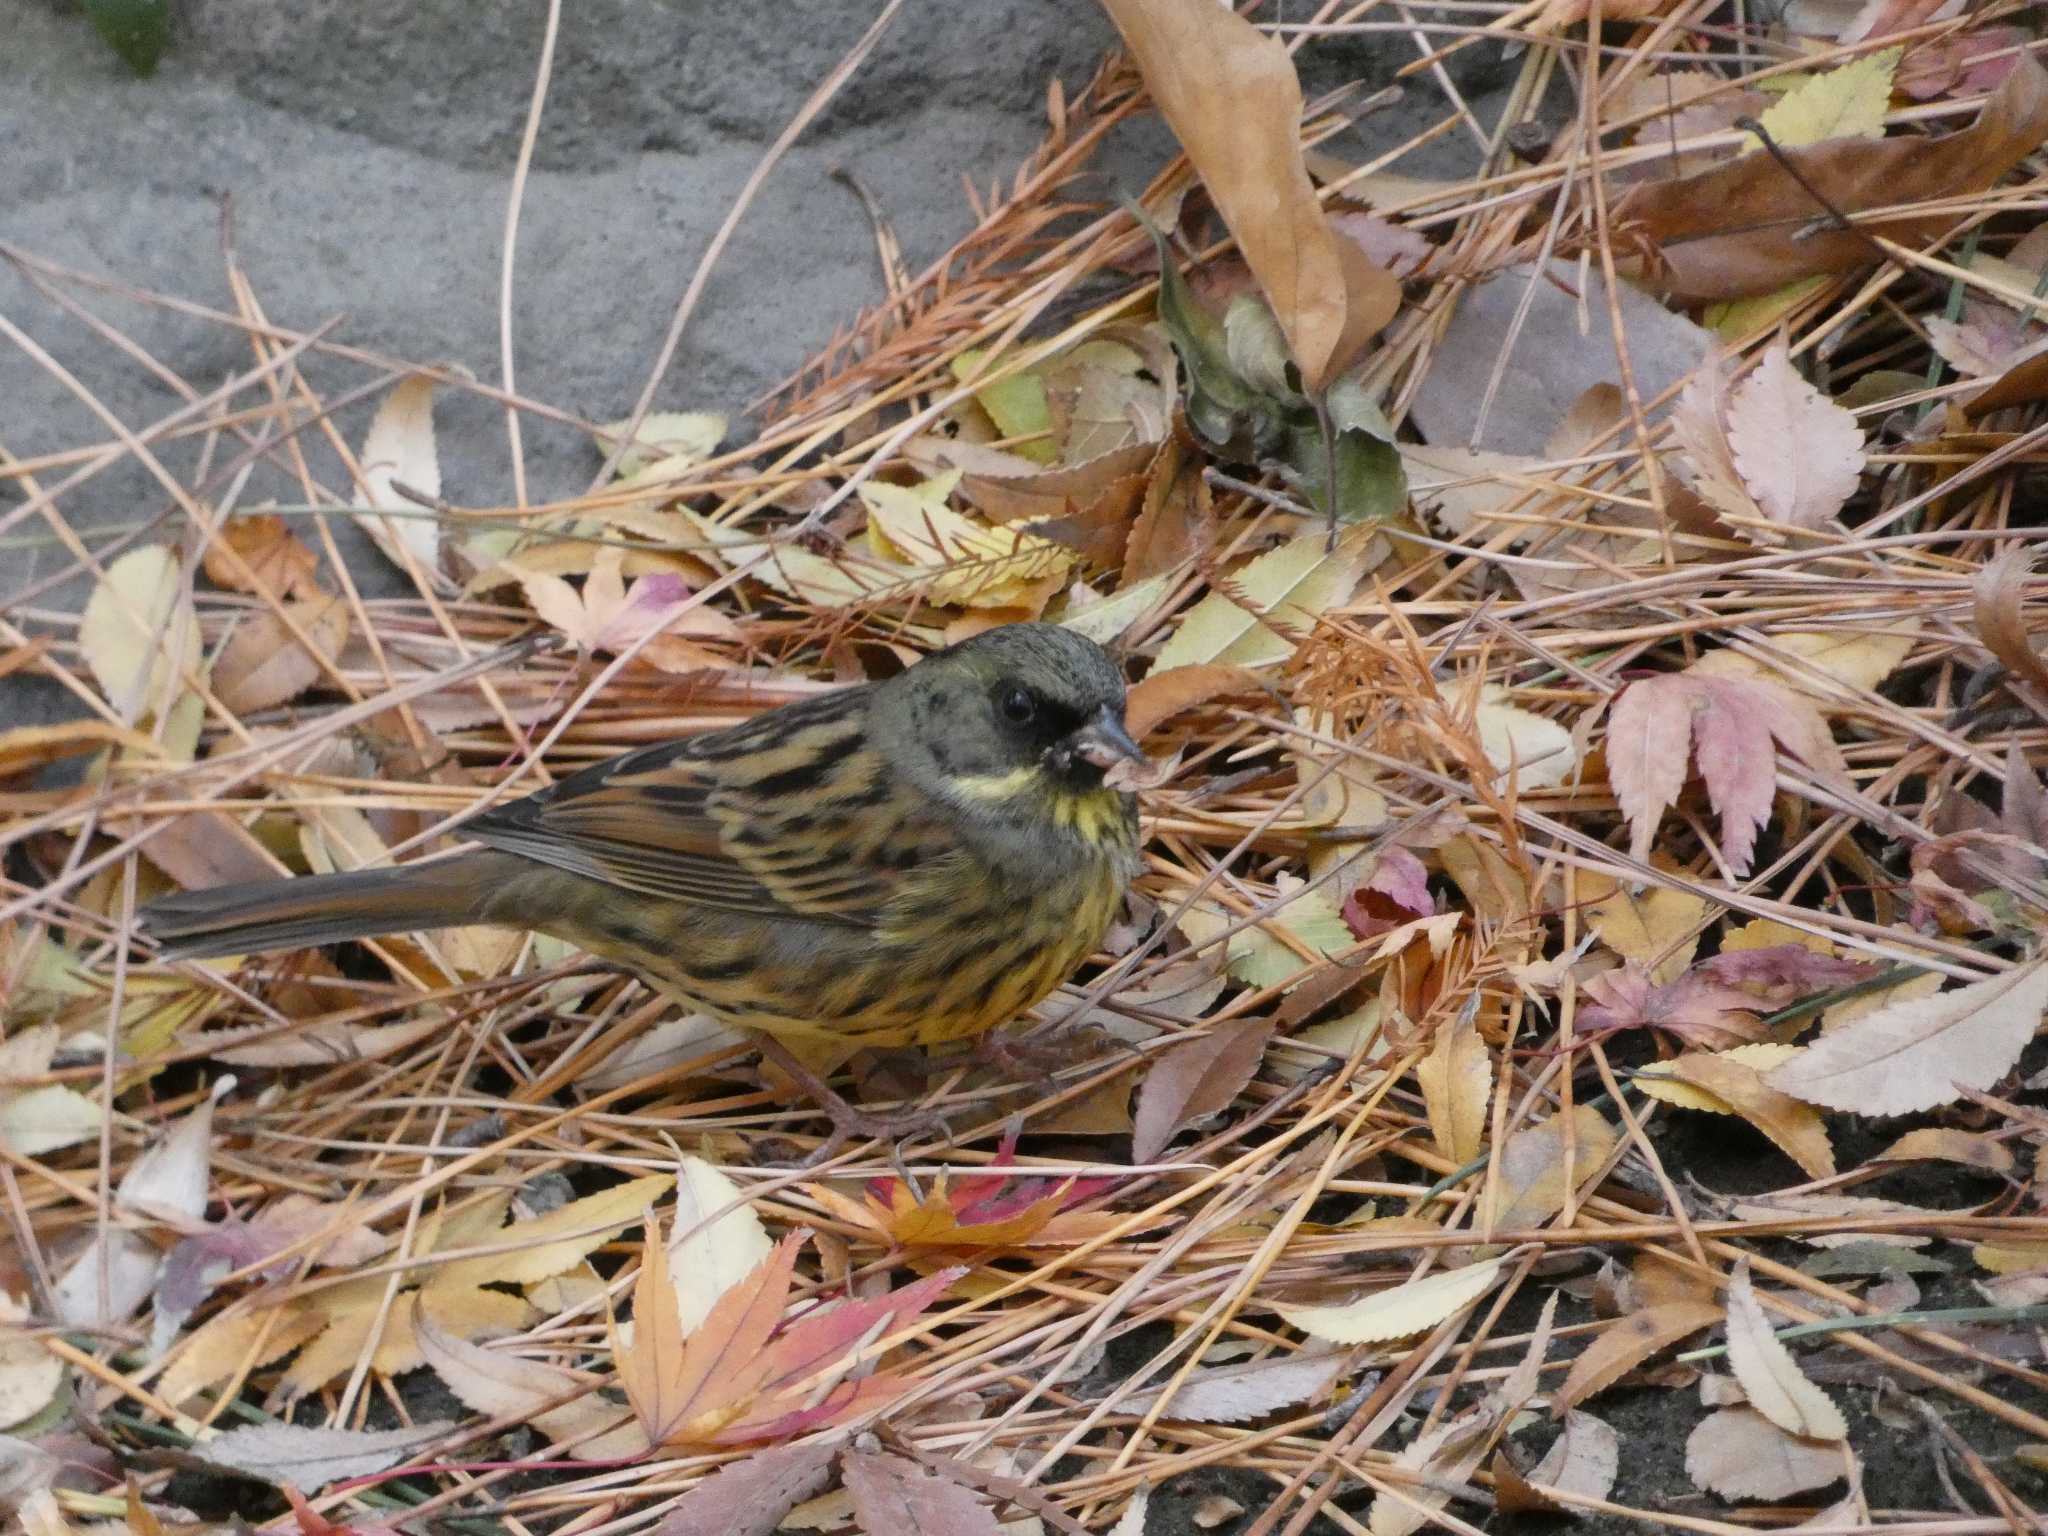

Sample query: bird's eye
[999,685,1038,725]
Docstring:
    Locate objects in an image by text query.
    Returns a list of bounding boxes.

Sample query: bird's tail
[136,850,516,960]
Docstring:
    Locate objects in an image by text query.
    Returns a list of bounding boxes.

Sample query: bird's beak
[1070,706,1148,770]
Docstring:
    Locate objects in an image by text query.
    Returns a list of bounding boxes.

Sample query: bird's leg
[753,1035,953,1167]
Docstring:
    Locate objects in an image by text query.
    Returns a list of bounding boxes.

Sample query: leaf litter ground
[6,1,2048,1532]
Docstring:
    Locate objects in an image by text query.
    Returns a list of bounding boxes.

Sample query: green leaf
[85,0,169,76]
[951,350,1056,464]
[1276,371,1408,525]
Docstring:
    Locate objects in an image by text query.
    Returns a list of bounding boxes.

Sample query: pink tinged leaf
[1699,946,1876,997]
[1131,1018,1275,1163]
[1368,847,1435,918]
[1723,345,1866,532]
[1689,685,1776,874]
[1605,677,1695,864]
[842,1450,1006,1536]
[753,1266,962,1396]
[651,1441,842,1536]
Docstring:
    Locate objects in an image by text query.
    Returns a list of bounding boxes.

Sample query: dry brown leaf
[649,1441,841,1536]
[1684,1406,1845,1500]
[1872,1126,2015,1175]
[213,595,350,715]
[1099,0,1397,391]
[1724,1262,1846,1440]
[1482,1105,1620,1238]
[1416,1007,1491,1164]
[1132,1018,1273,1163]
[1971,546,2048,697]
[1124,664,1261,741]
[203,514,323,599]
[1767,955,2048,1114]
[1654,1050,1836,1179]
[1556,1300,1721,1412]
[1611,55,2048,300]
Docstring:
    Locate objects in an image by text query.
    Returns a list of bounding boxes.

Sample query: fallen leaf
[1120,1350,1345,1424]
[650,1441,842,1536]
[669,1156,772,1335]
[196,1419,454,1493]
[0,1333,60,1432]
[432,1173,673,1293]
[1752,48,1899,148]
[355,375,447,586]
[1684,1407,1844,1500]
[1720,346,1867,535]
[1972,546,2048,698]
[1556,1300,1721,1411]
[0,1087,105,1158]
[416,1316,647,1460]
[1132,1018,1273,1163]
[1467,685,1580,792]
[1153,526,1378,669]
[203,514,323,599]
[1416,1008,1492,1164]
[1274,1257,1505,1345]
[1482,1105,1620,1236]
[1581,963,1769,1049]
[118,1079,225,1227]
[516,546,735,669]
[594,411,726,479]
[1872,1126,2015,1174]
[1767,955,2048,1113]
[1604,669,1843,873]
[213,595,350,714]
[1584,873,1708,982]
[863,472,1072,611]
[1123,664,1260,741]
[1611,56,2048,300]
[80,545,203,720]
[1504,1410,1622,1512]
[1724,1262,1846,1440]
[1100,0,1397,391]
[1645,1049,1836,1179]
[842,1450,1002,1536]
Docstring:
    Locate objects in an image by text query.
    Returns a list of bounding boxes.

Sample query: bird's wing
[463,692,926,927]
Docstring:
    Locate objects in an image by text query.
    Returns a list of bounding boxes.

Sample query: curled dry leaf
[203,514,323,599]
[213,595,350,715]
[1641,1048,1835,1179]
[1611,55,2048,300]
[1274,1256,1505,1345]
[1123,663,1261,741]
[1872,1126,2015,1175]
[1724,1262,1846,1440]
[1098,0,1397,392]
[1971,546,2048,697]
[1767,955,2048,1114]
[1684,1406,1845,1500]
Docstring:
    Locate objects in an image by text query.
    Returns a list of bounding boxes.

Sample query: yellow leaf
[1645,1047,1835,1179]
[1154,526,1380,669]
[1481,1105,1619,1237]
[1705,276,1831,341]
[680,509,886,608]
[1637,1042,1799,1113]
[1417,1009,1492,1164]
[1752,48,1899,149]
[594,411,726,479]
[951,351,1055,464]
[157,1304,325,1406]
[1583,873,1707,983]
[1467,684,1579,792]
[355,375,446,582]
[1274,1258,1505,1345]
[80,545,203,720]
[429,1174,672,1293]
[1720,919,1831,956]
[862,472,1071,610]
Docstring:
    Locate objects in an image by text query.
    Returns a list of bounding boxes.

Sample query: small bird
[137,623,1147,1151]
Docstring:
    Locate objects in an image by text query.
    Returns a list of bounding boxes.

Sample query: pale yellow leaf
[1637,1042,1800,1113]
[1154,526,1379,670]
[1767,956,2048,1114]
[1584,874,1707,983]
[1724,1262,1847,1440]
[862,472,1071,610]
[1469,685,1579,791]
[1482,1105,1620,1236]
[0,1332,61,1431]
[668,1156,771,1335]
[0,1087,104,1157]
[594,411,726,479]
[356,375,445,581]
[80,545,202,719]
[1417,1008,1492,1163]
[1274,1257,1505,1345]
[429,1173,673,1292]
[1752,48,1899,148]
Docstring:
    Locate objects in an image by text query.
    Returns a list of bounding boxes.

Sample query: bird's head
[878,623,1148,818]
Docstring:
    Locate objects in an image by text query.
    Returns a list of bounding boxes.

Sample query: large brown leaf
[1612,55,2048,300]
[1099,0,1397,390]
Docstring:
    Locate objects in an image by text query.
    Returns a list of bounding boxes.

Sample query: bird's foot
[753,1035,953,1168]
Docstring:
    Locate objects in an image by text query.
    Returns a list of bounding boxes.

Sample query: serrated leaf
[1416,1008,1491,1164]
[1131,1017,1273,1163]
[1556,1300,1721,1412]
[431,1173,672,1292]
[1724,345,1866,534]
[196,1418,454,1492]
[1724,1262,1846,1440]
[1752,48,1900,148]
[1274,1257,1505,1344]
[1154,525,1377,669]
[1767,956,2048,1114]
[1120,1350,1346,1424]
